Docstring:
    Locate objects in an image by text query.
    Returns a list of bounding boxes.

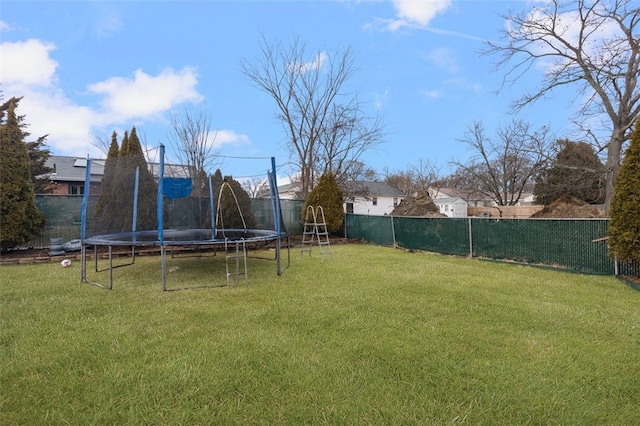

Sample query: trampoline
[79,144,290,290]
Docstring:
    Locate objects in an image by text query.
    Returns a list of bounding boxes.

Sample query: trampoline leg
[81,245,86,283]
[161,245,167,291]
[108,245,113,290]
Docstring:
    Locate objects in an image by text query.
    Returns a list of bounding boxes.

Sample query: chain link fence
[345,213,639,276]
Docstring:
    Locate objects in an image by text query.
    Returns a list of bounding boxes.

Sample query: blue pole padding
[80,155,92,242]
[209,174,215,232]
[133,167,139,232]
[271,157,282,236]
[157,145,165,244]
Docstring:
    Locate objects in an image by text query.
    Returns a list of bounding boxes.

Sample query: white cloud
[289,51,328,74]
[425,47,459,73]
[0,20,14,32]
[421,89,443,100]
[88,68,203,120]
[0,39,58,86]
[213,130,250,148]
[1,37,204,158]
[383,0,453,31]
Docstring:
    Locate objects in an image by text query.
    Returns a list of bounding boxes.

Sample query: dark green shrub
[303,173,344,233]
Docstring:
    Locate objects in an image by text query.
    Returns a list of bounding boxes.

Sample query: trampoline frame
[79,145,290,290]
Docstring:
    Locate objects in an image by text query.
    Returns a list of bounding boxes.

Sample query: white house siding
[435,197,468,218]
[347,195,401,216]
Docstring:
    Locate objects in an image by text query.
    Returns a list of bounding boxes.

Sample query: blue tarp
[163,178,192,198]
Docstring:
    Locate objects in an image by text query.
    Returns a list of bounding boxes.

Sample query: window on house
[393,197,398,207]
[346,202,354,214]
[69,184,84,195]
[372,197,378,206]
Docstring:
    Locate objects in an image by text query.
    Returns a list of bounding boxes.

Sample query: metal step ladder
[301,205,332,259]
[301,205,317,256]
[225,238,248,287]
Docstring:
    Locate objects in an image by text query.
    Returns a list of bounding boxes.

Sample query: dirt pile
[391,191,446,217]
[530,195,605,218]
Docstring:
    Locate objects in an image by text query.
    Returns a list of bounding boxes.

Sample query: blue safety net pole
[208,174,215,233]
[80,155,92,243]
[157,145,165,244]
[80,155,92,283]
[271,157,282,236]
[132,167,139,233]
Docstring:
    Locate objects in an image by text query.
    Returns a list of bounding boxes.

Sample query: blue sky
[1,0,580,180]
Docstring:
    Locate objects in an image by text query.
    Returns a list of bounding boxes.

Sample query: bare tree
[241,35,385,199]
[485,0,640,212]
[316,100,386,185]
[166,106,219,196]
[451,120,552,206]
[383,168,415,197]
[242,177,268,198]
[411,159,442,194]
[383,159,441,197]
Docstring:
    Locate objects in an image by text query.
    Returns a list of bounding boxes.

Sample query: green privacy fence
[345,213,639,276]
[23,196,306,249]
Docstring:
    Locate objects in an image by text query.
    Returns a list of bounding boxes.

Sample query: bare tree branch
[241,34,383,199]
[483,0,640,211]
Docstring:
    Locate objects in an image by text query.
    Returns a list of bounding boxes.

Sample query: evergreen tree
[608,118,640,263]
[0,99,46,250]
[211,169,256,230]
[93,131,119,232]
[303,173,344,233]
[95,127,158,233]
[1,97,52,194]
[534,140,605,205]
[126,127,157,231]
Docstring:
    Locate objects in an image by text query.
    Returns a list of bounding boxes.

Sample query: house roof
[433,197,467,205]
[45,155,191,184]
[45,156,105,183]
[430,186,493,202]
[345,181,404,197]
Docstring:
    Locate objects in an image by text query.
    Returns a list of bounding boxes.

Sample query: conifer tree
[95,127,158,233]
[534,140,605,205]
[1,97,52,194]
[93,132,119,231]
[609,118,640,263]
[211,169,256,230]
[303,173,344,233]
[0,99,46,250]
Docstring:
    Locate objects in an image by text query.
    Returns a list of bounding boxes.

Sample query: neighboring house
[272,180,404,216]
[429,187,491,208]
[428,187,470,217]
[274,182,304,200]
[517,192,536,205]
[344,181,404,216]
[44,155,195,196]
[433,197,468,218]
[44,156,105,195]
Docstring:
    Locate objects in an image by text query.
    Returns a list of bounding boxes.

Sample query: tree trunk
[604,129,624,214]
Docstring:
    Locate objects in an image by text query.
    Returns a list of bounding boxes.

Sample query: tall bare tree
[485,0,640,212]
[316,99,385,186]
[241,35,385,199]
[167,106,219,197]
[383,158,442,197]
[451,120,552,206]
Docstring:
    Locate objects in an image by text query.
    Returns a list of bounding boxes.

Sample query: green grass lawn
[1,244,639,425]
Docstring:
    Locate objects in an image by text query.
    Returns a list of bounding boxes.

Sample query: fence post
[391,216,396,247]
[468,217,473,258]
